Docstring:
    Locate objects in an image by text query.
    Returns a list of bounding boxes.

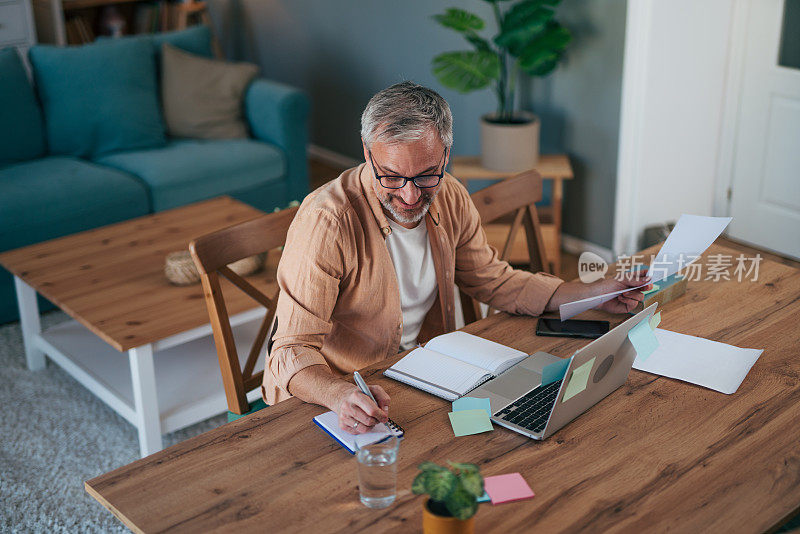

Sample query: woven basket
[165,250,265,286]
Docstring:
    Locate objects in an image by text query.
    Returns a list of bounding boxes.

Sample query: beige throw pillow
[161,43,259,139]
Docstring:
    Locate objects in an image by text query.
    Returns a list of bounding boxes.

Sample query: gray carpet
[0,310,227,533]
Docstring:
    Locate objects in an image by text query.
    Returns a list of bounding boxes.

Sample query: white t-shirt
[385,217,438,351]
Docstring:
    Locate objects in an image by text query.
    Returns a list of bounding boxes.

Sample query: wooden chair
[174,0,224,58]
[460,170,552,325]
[189,206,298,417]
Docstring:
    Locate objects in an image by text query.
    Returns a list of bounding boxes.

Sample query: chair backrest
[460,170,552,325]
[189,206,298,415]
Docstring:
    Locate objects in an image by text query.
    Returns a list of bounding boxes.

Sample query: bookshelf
[32,0,212,46]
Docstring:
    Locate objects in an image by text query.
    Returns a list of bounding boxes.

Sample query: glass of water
[355,435,399,509]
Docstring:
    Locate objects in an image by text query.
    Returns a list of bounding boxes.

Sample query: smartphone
[536,318,610,339]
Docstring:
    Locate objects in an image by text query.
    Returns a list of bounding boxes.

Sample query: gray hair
[360,81,453,149]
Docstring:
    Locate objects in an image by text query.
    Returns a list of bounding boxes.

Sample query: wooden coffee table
[0,197,278,457]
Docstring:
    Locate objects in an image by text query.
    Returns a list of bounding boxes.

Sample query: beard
[378,188,438,225]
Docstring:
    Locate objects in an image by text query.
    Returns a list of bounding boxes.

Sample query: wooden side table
[450,154,573,275]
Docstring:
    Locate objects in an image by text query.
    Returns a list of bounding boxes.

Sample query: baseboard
[307,144,360,169]
[561,234,615,265]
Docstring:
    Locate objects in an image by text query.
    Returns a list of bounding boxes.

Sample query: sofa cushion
[29,38,166,159]
[162,43,258,139]
[95,139,286,211]
[153,25,213,59]
[98,25,213,64]
[0,48,45,167]
[0,157,150,251]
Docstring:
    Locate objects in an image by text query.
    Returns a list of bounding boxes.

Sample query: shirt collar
[358,162,441,239]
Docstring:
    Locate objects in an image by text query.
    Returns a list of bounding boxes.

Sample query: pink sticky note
[483,473,535,505]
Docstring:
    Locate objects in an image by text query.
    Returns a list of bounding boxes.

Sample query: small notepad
[448,409,493,437]
[313,411,402,454]
[452,397,492,417]
[483,473,535,504]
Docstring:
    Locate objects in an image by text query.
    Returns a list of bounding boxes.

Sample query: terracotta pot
[422,500,475,534]
[480,111,540,172]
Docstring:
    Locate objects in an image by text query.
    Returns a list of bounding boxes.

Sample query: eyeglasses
[368,148,448,189]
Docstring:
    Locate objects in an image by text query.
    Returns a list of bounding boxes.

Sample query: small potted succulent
[412,461,484,534]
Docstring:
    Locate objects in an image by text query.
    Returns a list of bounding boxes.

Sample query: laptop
[469,303,657,440]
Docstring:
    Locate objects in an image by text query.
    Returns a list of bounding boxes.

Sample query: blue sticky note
[477,490,490,503]
[541,358,570,386]
[628,319,659,362]
[452,397,492,417]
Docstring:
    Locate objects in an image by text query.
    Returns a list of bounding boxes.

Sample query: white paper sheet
[632,328,763,394]
[559,214,732,320]
[647,214,732,283]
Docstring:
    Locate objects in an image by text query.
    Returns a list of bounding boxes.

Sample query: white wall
[614,0,736,255]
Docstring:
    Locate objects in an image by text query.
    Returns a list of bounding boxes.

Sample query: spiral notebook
[313,411,404,454]
[383,331,528,401]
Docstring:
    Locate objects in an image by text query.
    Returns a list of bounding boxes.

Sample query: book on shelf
[65,15,94,45]
[133,3,158,35]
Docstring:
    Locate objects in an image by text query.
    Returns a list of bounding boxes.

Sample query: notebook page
[388,346,489,396]
[424,331,527,375]
[313,411,391,454]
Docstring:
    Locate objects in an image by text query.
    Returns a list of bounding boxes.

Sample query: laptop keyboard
[494,380,563,434]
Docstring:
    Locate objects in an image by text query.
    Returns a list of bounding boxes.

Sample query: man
[263,81,650,434]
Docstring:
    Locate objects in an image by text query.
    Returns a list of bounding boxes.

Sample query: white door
[727,0,800,259]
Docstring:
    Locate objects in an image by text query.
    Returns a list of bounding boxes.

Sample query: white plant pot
[480,111,540,172]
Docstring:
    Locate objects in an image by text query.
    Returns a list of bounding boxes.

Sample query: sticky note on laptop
[452,397,492,417]
[649,311,662,329]
[562,356,595,402]
[541,358,570,386]
[628,318,659,362]
[483,473,535,504]
[448,409,493,437]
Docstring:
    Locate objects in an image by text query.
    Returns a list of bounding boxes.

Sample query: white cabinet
[0,0,36,58]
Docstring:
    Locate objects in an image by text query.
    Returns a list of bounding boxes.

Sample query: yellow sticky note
[642,283,660,296]
[649,311,662,329]
[562,357,595,402]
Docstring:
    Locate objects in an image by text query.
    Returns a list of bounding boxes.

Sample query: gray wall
[209,0,626,249]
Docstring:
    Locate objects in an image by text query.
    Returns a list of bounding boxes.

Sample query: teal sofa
[0,26,309,324]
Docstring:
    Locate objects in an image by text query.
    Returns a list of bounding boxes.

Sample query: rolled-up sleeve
[267,208,346,395]
[454,185,563,316]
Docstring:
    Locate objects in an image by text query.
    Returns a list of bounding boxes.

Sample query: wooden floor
[307,157,799,281]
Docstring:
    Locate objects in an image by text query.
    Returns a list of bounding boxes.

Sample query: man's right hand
[336,384,390,435]
[286,365,391,434]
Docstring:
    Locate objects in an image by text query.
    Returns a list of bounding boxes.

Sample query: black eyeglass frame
[368,148,449,189]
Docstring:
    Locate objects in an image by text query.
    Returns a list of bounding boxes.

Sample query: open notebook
[383,331,528,401]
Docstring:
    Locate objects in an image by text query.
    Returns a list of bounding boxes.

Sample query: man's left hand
[595,269,652,314]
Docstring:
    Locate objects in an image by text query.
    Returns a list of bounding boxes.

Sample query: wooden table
[0,197,278,457]
[450,155,573,274]
[85,242,800,532]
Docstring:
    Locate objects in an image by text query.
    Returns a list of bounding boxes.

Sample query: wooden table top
[85,243,800,533]
[450,154,574,180]
[0,197,274,351]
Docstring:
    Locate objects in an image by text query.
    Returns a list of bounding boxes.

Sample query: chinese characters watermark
[578,253,762,283]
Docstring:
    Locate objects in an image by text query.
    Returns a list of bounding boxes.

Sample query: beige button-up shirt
[262,163,564,404]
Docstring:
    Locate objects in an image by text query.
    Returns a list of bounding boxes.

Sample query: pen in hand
[353,371,388,422]
[353,371,405,437]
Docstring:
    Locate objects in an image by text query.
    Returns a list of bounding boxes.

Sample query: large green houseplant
[431,0,571,171]
[412,461,484,533]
